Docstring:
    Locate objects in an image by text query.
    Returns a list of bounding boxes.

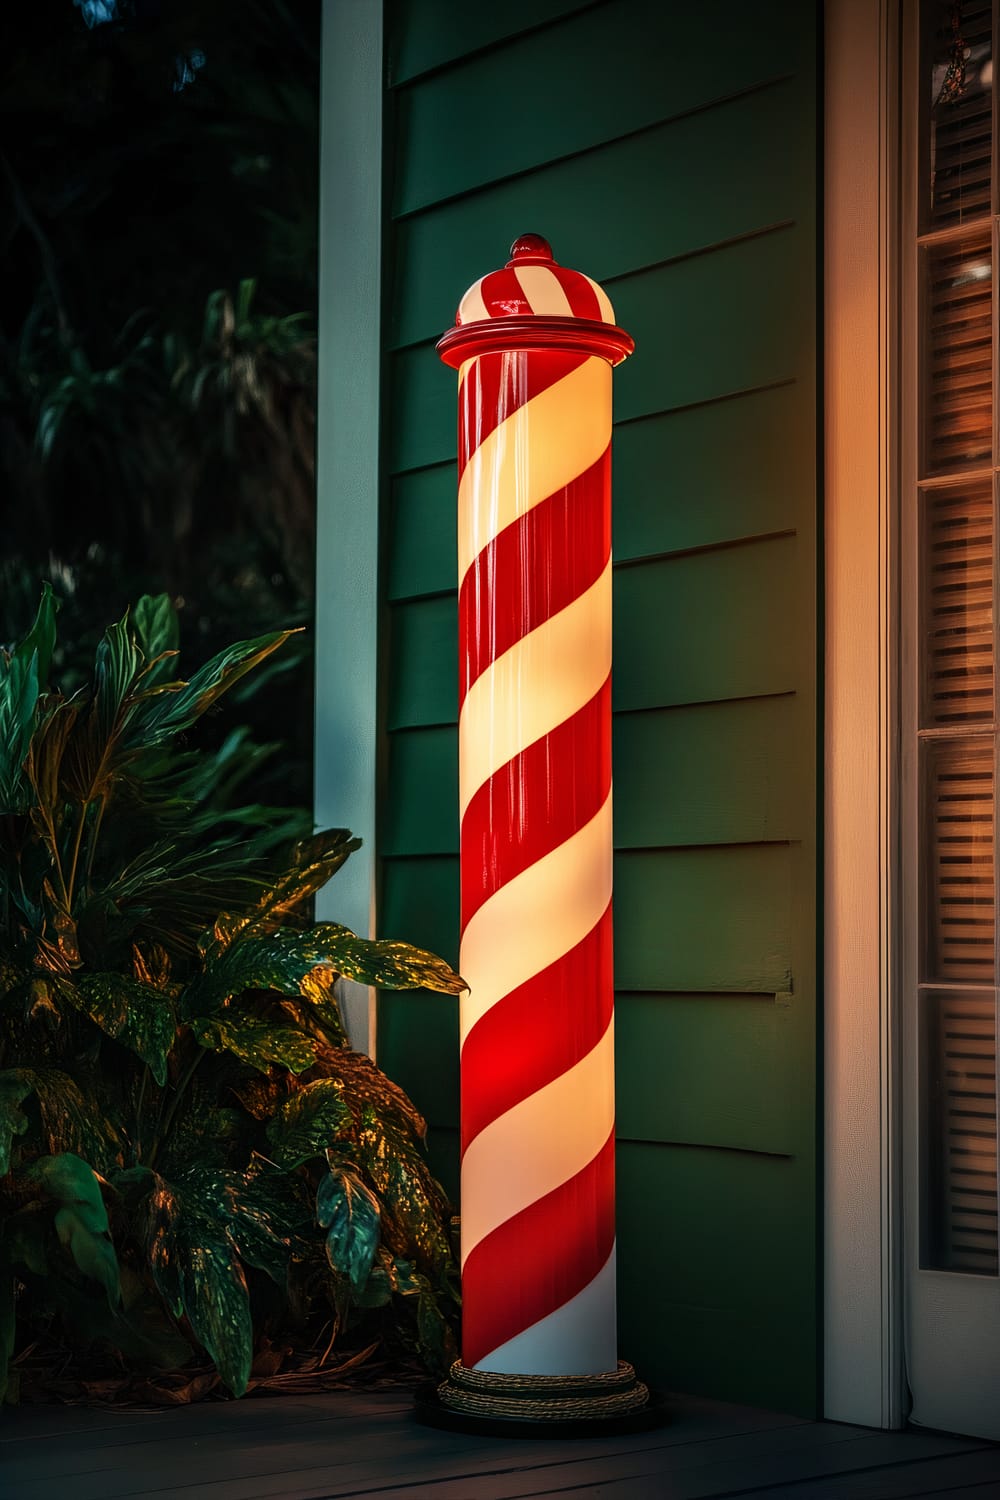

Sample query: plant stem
[34,802,68,910]
[83,793,106,898]
[147,1047,205,1169]
[64,800,89,913]
[134,1064,150,1165]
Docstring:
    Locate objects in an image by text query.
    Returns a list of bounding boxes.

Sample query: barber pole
[435,236,647,1425]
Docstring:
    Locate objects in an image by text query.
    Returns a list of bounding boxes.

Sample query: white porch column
[315,0,383,1054]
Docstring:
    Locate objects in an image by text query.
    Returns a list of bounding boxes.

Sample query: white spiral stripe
[476,1246,618,1375]
[456,270,616,327]
[459,561,612,819]
[458,281,491,324]
[461,1018,615,1267]
[586,275,616,323]
[457,356,610,583]
[459,791,613,1049]
[513,263,575,317]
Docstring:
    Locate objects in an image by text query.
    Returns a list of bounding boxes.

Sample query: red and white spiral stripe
[456,342,617,1377]
[457,256,615,326]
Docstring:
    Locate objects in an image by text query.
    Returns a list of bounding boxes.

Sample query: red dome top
[454,234,617,326]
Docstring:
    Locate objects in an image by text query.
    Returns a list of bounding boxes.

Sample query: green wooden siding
[378,0,818,1415]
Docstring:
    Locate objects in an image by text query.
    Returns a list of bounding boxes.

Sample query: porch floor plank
[2,1389,999,1500]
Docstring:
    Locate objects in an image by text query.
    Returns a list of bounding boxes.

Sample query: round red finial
[507,233,554,266]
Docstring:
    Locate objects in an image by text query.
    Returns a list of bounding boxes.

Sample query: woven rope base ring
[414,1359,664,1438]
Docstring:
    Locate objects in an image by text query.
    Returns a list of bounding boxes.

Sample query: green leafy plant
[0,589,464,1403]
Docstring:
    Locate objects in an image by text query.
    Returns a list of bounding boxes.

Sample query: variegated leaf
[265,1079,352,1169]
[187,923,464,1019]
[72,973,175,1086]
[317,1162,381,1291]
[191,1013,316,1075]
[142,1169,252,1395]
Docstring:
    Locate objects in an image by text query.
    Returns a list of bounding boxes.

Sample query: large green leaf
[25,696,80,839]
[156,1084,247,1180]
[253,828,361,927]
[92,614,144,753]
[350,1246,397,1310]
[132,593,180,688]
[26,1152,121,1306]
[177,1164,308,1287]
[0,649,39,814]
[141,629,294,744]
[14,583,58,691]
[317,1046,428,1145]
[354,1106,454,1277]
[20,1066,122,1172]
[266,1079,353,1170]
[188,922,464,1018]
[295,967,347,1046]
[55,1204,121,1307]
[69,973,175,1086]
[144,1173,183,1317]
[143,1171,252,1396]
[196,829,360,956]
[13,579,57,681]
[0,586,58,813]
[191,1012,315,1075]
[0,1071,32,1174]
[303,924,467,995]
[317,1162,381,1292]
[61,613,145,805]
[222,1179,306,1287]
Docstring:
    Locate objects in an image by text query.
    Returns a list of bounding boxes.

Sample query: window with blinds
[918,0,998,1275]
[923,237,992,474]
[926,0,993,227]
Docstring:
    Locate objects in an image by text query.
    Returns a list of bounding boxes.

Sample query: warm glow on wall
[434,235,649,1427]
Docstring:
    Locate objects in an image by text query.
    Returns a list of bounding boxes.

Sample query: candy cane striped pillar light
[434,234,651,1431]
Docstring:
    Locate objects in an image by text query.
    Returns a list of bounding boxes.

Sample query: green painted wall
[377,0,818,1414]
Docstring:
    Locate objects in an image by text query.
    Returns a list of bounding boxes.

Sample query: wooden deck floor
[3,1386,1000,1499]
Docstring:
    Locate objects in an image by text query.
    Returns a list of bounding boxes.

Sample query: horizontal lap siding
[379,0,817,1415]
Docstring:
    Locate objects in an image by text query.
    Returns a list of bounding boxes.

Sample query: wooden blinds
[925,739,995,984]
[927,994,999,1271]
[923,482,994,724]
[924,237,992,475]
[927,0,993,228]
[919,0,997,1277]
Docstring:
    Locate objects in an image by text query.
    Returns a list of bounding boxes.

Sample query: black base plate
[412,1382,668,1440]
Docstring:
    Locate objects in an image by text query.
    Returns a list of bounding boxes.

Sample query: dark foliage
[0,594,464,1403]
[1,0,320,806]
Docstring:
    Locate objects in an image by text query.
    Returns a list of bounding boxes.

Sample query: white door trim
[823,0,904,1428]
[314,0,384,1055]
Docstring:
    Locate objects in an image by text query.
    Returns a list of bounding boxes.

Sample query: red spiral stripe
[461,1130,617,1372]
[457,343,617,1375]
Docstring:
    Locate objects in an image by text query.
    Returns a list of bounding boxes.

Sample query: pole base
[414,1359,662,1438]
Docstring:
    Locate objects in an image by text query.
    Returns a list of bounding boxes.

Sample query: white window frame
[824,0,905,1427]
[315,0,384,1055]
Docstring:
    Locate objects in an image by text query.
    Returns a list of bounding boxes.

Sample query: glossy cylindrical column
[438,236,634,1380]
